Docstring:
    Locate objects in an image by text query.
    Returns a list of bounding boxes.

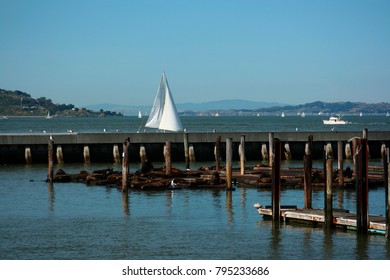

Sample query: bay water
[1,115,389,259]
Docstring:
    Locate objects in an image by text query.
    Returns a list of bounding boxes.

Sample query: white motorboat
[323,115,348,125]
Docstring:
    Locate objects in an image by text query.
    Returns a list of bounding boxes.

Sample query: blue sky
[1,0,389,107]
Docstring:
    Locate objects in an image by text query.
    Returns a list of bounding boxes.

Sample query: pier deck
[256,206,386,233]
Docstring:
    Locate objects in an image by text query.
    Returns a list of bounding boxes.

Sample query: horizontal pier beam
[1,131,389,164]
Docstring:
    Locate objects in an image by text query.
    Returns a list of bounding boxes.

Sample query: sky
[1,0,389,107]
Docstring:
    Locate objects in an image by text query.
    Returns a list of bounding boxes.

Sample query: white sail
[145,72,183,132]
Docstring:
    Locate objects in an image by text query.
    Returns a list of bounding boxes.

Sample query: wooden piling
[215,136,221,171]
[325,143,333,159]
[272,138,282,221]
[184,132,189,169]
[139,145,147,164]
[25,147,32,165]
[122,138,130,193]
[352,137,357,175]
[304,135,313,209]
[189,145,196,163]
[48,139,54,183]
[338,141,344,187]
[113,144,121,164]
[261,144,268,161]
[345,143,352,160]
[384,147,389,239]
[164,141,171,175]
[284,143,292,160]
[56,145,64,164]
[325,157,334,230]
[226,137,233,189]
[239,135,245,175]
[83,145,90,164]
[269,132,274,168]
[355,138,369,234]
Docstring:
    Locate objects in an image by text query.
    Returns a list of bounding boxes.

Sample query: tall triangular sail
[145,72,183,132]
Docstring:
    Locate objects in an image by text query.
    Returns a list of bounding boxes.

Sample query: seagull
[331,127,335,131]
[43,130,47,133]
[103,128,107,133]
[49,135,54,141]
[67,129,73,134]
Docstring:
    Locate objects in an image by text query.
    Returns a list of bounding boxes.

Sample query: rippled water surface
[1,116,389,259]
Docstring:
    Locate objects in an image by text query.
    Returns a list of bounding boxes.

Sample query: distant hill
[86,99,287,116]
[2,88,389,117]
[0,89,122,117]
[86,100,390,116]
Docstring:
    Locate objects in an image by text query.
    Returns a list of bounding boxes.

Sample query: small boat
[145,72,183,132]
[46,111,53,119]
[281,112,285,117]
[386,112,389,117]
[323,115,348,125]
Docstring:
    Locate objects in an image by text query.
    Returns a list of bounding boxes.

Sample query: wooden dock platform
[255,205,386,234]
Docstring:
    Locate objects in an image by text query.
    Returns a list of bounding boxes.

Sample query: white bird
[103,128,107,133]
[43,130,47,133]
[49,135,54,141]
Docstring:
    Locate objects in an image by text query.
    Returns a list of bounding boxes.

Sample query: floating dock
[255,205,386,234]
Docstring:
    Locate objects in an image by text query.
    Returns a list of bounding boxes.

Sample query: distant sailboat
[46,111,52,119]
[138,110,142,119]
[281,112,285,117]
[145,72,183,132]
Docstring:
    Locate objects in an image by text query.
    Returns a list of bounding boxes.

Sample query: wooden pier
[255,206,386,234]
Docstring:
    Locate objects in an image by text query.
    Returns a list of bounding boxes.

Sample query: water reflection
[226,190,233,223]
[122,192,129,217]
[47,182,54,214]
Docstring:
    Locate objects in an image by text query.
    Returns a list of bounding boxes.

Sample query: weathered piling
[164,141,171,175]
[338,141,344,187]
[325,157,334,230]
[113,144,121,164]
[83,145,90,164]
[272,138,282,221]
[356,138,369,234]
[189,145,196,163]
[304,135,313,209]
[284,143,292,160]
[139,145,147,163]
[184,132,189,169]
[226,137,233,189]
[239,135,245,175]
[345,143,352,159]
[25,147,32,165]
[384,147,389,239]
[269,132,274,168]
[122,138,130,193]
[48,138,54,183]
[261,144,268,161]
[215,136,221,171]
[56,145,64,164]
[352,137,358,175]
[325,143,333,159]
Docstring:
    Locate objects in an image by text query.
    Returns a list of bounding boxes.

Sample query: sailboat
[145,72,183,132]
[46,111,53,119]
